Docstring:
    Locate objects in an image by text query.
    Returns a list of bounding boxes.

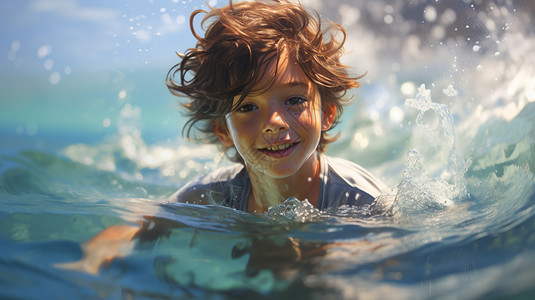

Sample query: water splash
[62,102,221,185]
[265,197,322,223]
[389,84,470,215]
[404,84,456,150]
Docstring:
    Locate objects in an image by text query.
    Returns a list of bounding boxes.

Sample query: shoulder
[168,164,248,206]
[325,155,390,198]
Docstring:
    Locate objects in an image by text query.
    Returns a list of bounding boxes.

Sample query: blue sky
[1,0,219,77]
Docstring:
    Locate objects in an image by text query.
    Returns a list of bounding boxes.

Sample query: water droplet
[401,81,416,96]
[37,45,52,58]
[424,6,437,22]
[25,122,39,136]
[176,15,186,24]
[442,85,458,97]
[11,40,21,51]
[49,72,60,85]
[44,59,53,70]
[389,106,405,124]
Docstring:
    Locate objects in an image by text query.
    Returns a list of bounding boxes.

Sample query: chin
[252,162,302,179]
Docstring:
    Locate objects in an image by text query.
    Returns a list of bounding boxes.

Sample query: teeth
[266,143,292,151]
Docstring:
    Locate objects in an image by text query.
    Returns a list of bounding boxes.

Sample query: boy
[166,0,389,213]
[58,0,388,274]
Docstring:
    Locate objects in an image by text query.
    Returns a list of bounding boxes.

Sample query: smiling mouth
[259,142,299,156]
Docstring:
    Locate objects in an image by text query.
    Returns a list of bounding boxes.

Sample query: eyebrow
[278,81,310,89]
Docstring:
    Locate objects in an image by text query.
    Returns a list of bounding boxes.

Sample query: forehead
[252,50,314,93]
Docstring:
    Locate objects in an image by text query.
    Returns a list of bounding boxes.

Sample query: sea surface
[1,1,534,299]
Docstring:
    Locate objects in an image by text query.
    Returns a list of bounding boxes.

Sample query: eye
[237,103,258,113]
[286,96,307,106]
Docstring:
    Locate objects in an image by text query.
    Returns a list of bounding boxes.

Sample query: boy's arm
[55,198,166,274]
[55,224,141,274]
[55,213,190,274]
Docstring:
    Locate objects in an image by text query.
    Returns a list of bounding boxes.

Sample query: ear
[213,119,234,147]
[321,102,337,131]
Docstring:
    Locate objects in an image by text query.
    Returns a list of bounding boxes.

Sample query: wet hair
[166,0,363,162]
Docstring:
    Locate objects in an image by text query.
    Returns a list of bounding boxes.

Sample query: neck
[246,152,321,214]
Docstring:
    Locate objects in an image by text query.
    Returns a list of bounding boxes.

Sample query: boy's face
[214,51,335,178]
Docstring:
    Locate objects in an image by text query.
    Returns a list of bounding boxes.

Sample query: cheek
[294,107,322,129]
[226,118,255,144]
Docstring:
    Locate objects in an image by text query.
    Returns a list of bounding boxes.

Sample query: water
[1,0,535,299]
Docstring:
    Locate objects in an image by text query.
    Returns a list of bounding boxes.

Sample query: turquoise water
[1,1,535,299]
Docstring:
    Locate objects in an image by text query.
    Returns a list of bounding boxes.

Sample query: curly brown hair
[166,0,363,162]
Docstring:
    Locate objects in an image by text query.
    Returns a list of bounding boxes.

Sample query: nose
[263,108,288,134]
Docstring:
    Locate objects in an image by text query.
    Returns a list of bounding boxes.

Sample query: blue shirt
[171,154,389,211]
